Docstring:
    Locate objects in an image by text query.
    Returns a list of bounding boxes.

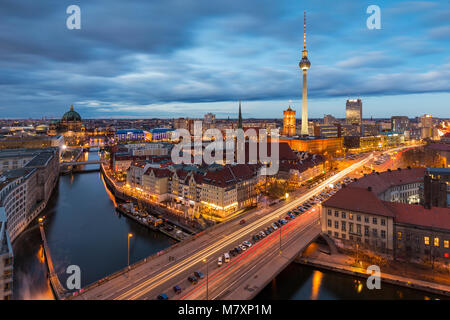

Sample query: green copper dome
[62,105,81,122]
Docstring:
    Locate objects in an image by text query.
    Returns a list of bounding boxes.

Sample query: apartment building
[0,208,13,300]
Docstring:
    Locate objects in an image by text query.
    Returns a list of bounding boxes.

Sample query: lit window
[445,240,449,249]
[397,232,402,240]
[424,237,430,245]
[434,237,439,247]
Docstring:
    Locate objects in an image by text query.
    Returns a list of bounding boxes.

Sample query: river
[11,151,444,300]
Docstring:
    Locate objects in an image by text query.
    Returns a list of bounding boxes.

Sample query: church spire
[238,100,243,129]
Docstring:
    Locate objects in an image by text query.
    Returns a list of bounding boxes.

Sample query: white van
[224,253,230,263]
[217,256,223,266]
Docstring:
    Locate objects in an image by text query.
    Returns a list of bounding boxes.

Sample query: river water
[11,151,444,300]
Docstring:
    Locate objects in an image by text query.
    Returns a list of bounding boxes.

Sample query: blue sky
[0,0,449,119]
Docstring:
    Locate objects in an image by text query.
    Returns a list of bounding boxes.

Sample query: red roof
[349,167,425,196]
[144,167,171,178]
[322,186,395,218]
[384,201,450,230]
[202,164,255,187]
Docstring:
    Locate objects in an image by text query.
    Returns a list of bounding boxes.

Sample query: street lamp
[38,217,44,226]
[128,233,133,268]
[203,257,209,300]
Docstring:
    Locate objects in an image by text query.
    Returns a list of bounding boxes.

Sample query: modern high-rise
[299,12,311,136]
[346,99,362,125]
[391,116,409,133]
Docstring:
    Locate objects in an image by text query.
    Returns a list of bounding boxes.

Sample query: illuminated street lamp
[203,257,209,300]
[38,217,45,226]
[127,233,133,268]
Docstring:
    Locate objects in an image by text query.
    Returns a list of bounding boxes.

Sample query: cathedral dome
[62,105,81,122]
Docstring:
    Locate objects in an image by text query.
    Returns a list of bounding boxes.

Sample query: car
[194,271,204,279]
[240,219,246,225]
[267,227,273,233]
[243,241,252,247]
[272,223,278,230]
[288,214,295,219]
[239,244,247,251]
[252,234,259,242]
[217,257,223,266]
[285,216,291,221]
[157,293,168,300]
[264,229,270,235]
[224,253,230,263]
[281,219,287,224]
[230,249,237,257]
[188,276,198,284]
[173,285,182,294]
[259,231,266,238]
[274,221,281,227]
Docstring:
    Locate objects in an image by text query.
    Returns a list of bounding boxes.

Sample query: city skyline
[0,1,449,119]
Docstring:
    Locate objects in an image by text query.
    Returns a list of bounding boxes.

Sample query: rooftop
[349,167,425,196]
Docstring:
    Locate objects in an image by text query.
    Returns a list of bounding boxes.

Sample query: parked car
[194,271,204,279]
[217,257,223,266]
[224,253,230,263]
[239,244,247,251]
[188,276,198,284]
[240,219,246,225]
[157,293,168,300]
[252,234,260,242]
[243,241,252,248]
[173,285,182,294]
[272,223,278,230]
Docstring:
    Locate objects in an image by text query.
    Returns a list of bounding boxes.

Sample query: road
[73,153,373,300]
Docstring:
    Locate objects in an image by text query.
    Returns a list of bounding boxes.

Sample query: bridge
[60,159,107,167]
[70,155,372,300]
[39,222,68,300]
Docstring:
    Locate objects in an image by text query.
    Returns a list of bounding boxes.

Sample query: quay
[39,221,67,300]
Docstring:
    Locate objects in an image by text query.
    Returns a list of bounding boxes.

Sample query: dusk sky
[1,0,449,119]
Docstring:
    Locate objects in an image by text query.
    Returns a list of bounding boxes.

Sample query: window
[357,215,361,222]
[434,237,439,247]
[373,229,378,237]
[444,240,449,249]
[341,221,346,232]
[328,219,332,227]
[364,226,370,236]
[373,218,377,225]
[381,230,386,239]
[342,212,346,219]
[328,209,331,216]
[334,232,339,238]
[349,223,354,233]
[381,219,385,226]
[357,224,361,235]
[335,221,339,229]
[349,213,353,220]
[364,217,369,223]
[335,211,339,217]
[397,232,402,241]
[424,237,430,246]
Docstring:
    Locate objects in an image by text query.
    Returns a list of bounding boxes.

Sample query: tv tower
[299,11,311,136]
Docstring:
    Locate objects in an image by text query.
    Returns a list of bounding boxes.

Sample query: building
[48,105,85,146]
[146,128,175,142]
[299,12,311,136]
[114,129,148,142]
[0,134,64,154]
[323,114,337,125]
[419,114,433,139]
[282,106,296,137]
[0,148,59,242]
[423,168,450,208]
[313,124,338,138]
[322,184,450,264]
[390,202,450,263]
[279,136,343,156]
[345,99,362,126]
[322,186,395,254]
[351,167,425,204]
[0,208,13,300]
[391,116,409,133]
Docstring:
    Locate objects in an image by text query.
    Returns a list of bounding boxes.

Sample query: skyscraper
[299,11,311,136]
[345,99,362,125]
